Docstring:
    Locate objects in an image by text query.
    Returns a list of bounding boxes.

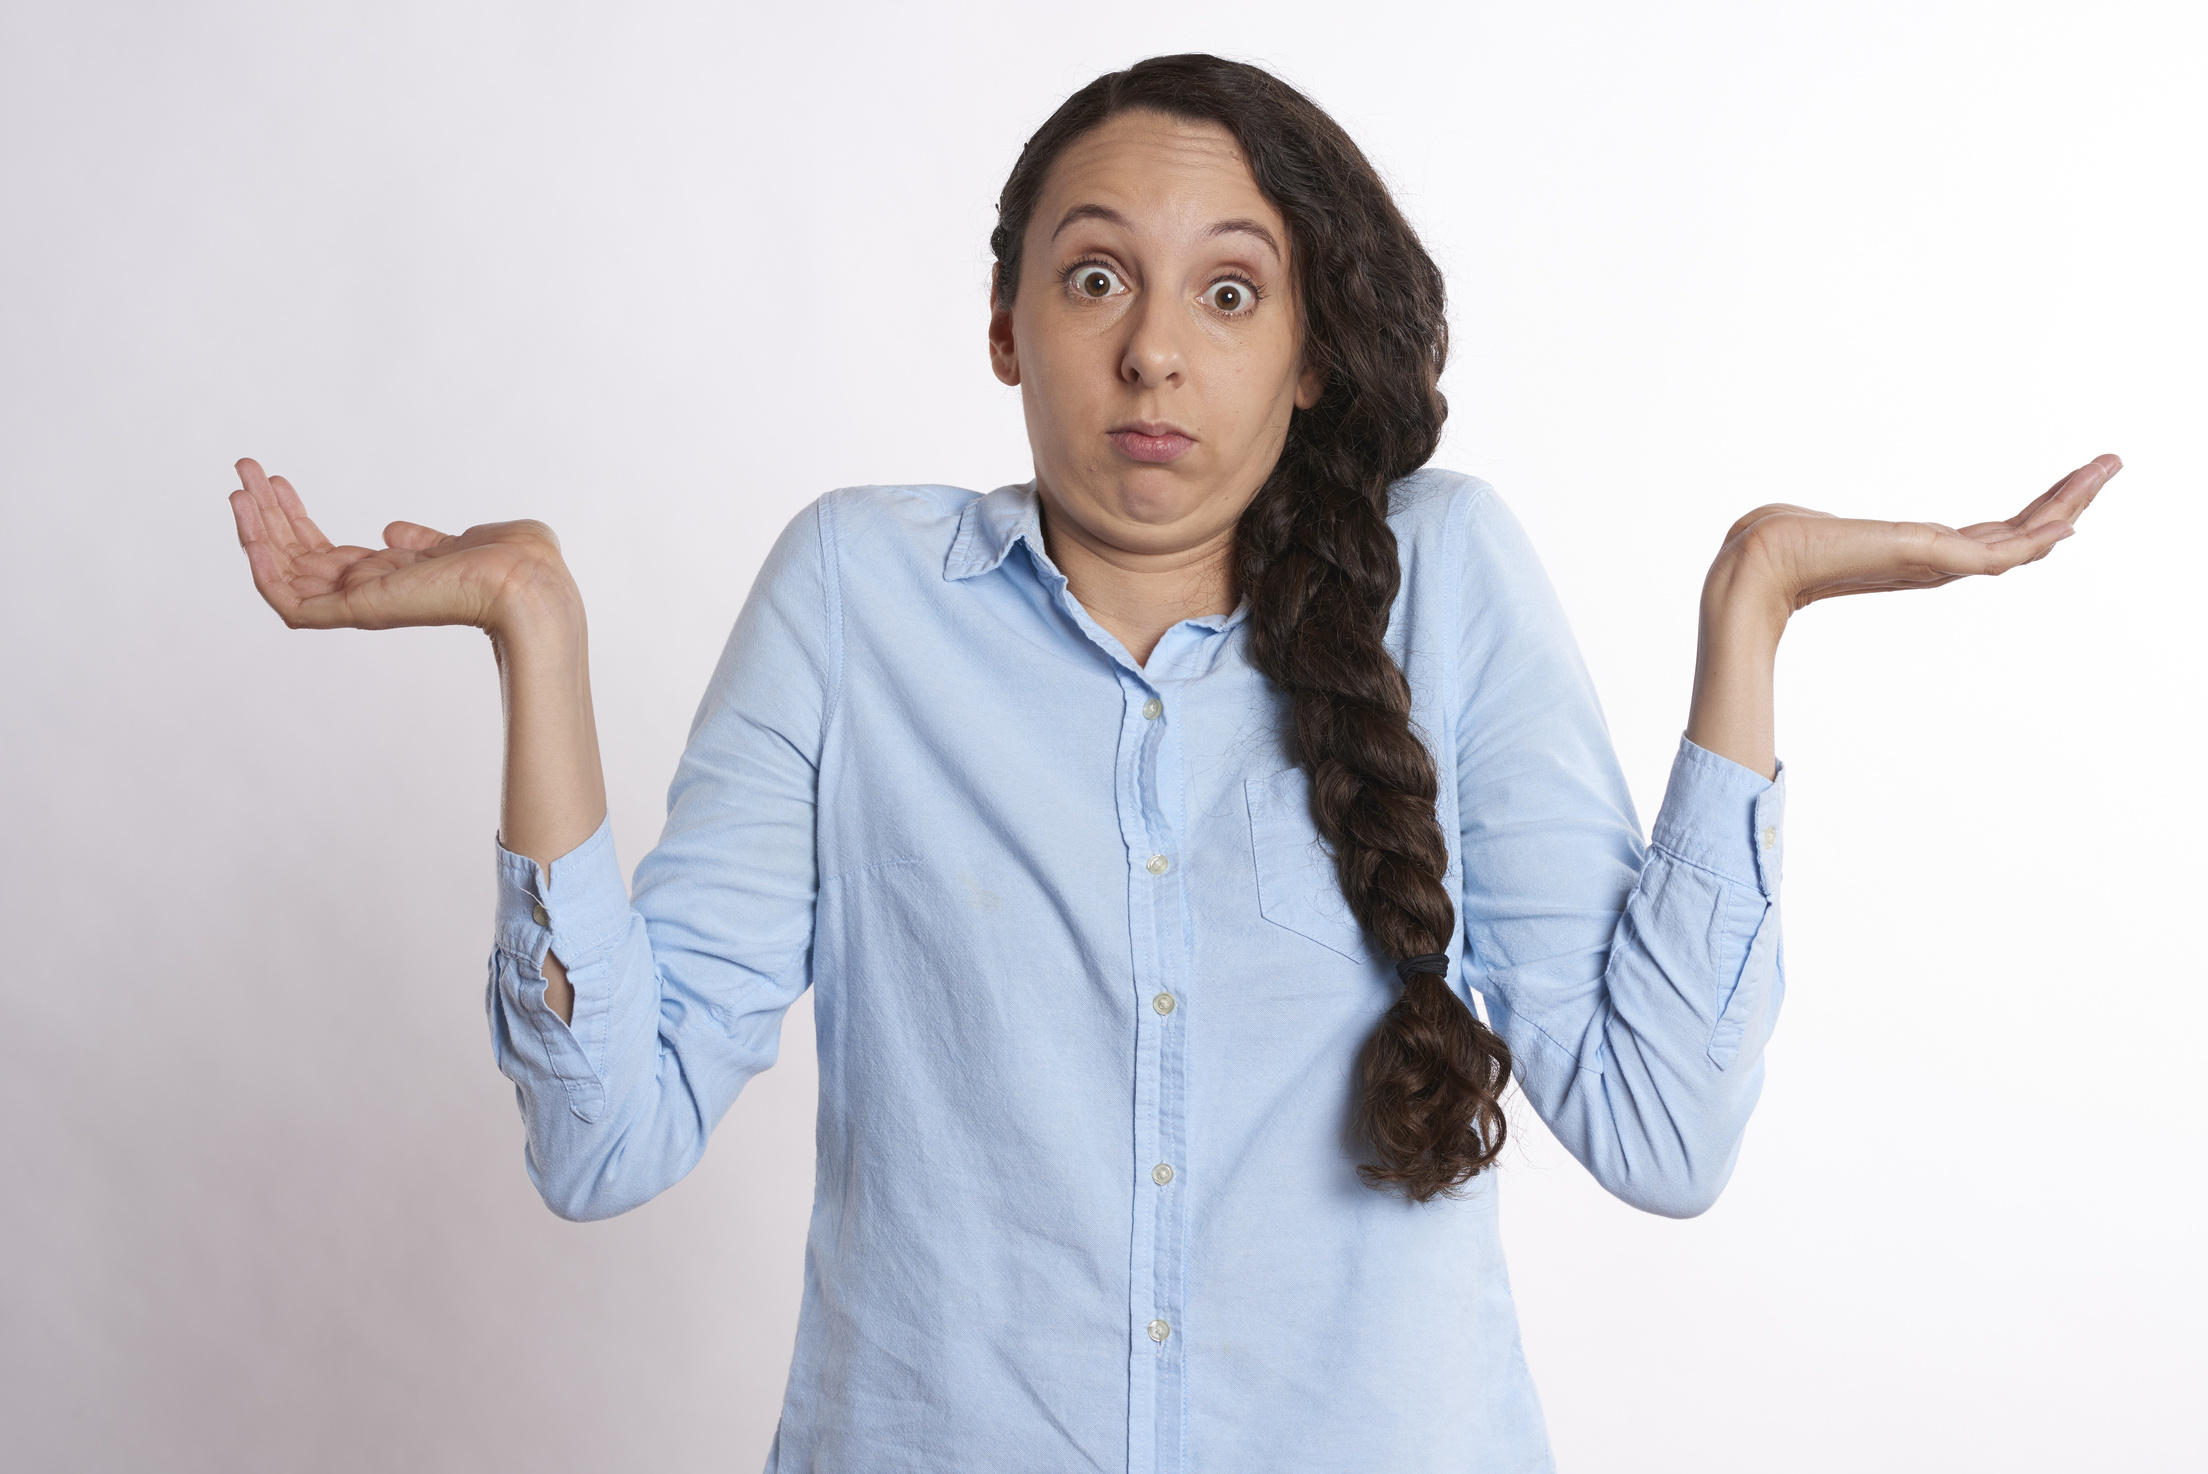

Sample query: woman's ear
[987,266,1020,387]
[1294,357,1324,411]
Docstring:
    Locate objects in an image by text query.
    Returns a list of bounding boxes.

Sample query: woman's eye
[1070,265,1125,299]
[1203,279,1258,314]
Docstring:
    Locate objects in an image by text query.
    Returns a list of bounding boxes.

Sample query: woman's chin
[1041,472,1250,557]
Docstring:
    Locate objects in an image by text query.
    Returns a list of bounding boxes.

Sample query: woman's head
[987,108,1316,566]
[988,56,1450,567]
[990,55,1512,1202]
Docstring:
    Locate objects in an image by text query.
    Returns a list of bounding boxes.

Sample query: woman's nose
[1119,293,1188,388]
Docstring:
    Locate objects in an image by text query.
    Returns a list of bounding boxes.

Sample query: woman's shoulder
[790,482,997,572]
[1386,467,1557,624]
[775,482,1045,604]
[1386,466,1517,550]
[815,482,985,533]
[1389,464,1501,517]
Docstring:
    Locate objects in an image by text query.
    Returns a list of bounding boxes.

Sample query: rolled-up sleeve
[484,497,836,1222]
[1450,486,1786,1218]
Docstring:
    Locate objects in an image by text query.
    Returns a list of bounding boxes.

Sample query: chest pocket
[1245,766,1374,964]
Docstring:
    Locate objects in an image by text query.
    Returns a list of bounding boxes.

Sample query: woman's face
[989,110,1322,564]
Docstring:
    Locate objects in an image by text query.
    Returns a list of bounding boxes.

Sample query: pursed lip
[1105,420,1197,464]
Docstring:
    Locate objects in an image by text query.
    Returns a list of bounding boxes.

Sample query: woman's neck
[1038,500,1238,666]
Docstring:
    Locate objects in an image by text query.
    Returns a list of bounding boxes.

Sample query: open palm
[227,457,562,631]
[1724,454,2121,611]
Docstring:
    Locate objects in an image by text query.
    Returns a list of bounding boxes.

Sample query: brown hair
[991,54,1510,1201]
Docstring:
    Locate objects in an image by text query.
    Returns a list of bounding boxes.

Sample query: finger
[1898,519,2067,578]
[235,457,305,555]
[2020,463,2099,529]
[230,487,300,588]
[238,534,309,621]
[2058,453,2123,523]
[239,547,367,629]
[1981,519,2074,569]
[228,486,268,549]
[383,520,453,552]
[268,474,335,553]
[290,544,386,583]
[2016,455,2121,532]
[2003,476,2076,530]
[1980,517,2072,547]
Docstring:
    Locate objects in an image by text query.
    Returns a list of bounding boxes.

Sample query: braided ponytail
[994,54,1513,1201]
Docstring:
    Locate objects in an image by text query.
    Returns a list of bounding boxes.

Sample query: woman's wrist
[1699,538,1794,651]
[484,552,586,652]
[1684,538,1789,781]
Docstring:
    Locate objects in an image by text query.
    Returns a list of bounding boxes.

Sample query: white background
[2,2,2200,1470]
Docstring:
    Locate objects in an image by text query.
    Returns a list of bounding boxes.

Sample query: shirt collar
[944,482,1046,582]
[942,479,1252,637]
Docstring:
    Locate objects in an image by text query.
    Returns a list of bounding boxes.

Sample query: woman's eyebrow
[1051,203,1128,239]
[1208,218,1281,260]
[1048,204,1282,262]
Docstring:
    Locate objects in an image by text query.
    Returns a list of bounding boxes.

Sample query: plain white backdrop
[2,2,2201,1470]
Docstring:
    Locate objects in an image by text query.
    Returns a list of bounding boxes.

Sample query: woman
[227,53,2115,1474]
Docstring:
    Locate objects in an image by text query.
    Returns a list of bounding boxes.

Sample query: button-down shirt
[487,470,1787,1473]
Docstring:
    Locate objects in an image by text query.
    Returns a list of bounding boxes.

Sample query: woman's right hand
[227,456,574,634]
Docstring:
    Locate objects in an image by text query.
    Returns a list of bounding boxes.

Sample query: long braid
[1239,450,1510,1198]
[993,54,1515,1201]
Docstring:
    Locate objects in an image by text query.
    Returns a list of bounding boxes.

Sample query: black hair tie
[1395,952,1449,983]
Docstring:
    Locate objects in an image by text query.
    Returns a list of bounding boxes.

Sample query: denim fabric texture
[486,469,1788,1474]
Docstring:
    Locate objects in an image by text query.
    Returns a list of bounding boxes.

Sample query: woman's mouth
[1106,424,1196,464]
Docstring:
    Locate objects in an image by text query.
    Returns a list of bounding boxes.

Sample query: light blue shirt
[487,470,1787,1473]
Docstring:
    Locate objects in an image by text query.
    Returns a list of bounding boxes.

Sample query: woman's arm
[228,457,607,1020]
[1452,456,2118,1214]
[490,583,607,1023]
[1684,455,2121,780]
[230,460,832,1220]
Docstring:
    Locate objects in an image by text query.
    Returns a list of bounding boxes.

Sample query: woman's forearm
[1684,550,1789,782]
[489,561,609,1024]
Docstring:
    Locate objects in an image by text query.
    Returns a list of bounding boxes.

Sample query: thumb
[383,520,451,551]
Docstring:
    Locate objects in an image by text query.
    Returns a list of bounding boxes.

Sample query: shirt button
[1141,697,1164,720]
[1153,992,1177,1015]
[1147,1318,1171,1343]
[1151,1163,1175,1186]
[1145,854,1170,875]
[532,903,550,927]
[1761,825,1779,851]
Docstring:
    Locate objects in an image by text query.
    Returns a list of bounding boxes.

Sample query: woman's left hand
[1716,453,2122,617]
[1685,453,2121,780]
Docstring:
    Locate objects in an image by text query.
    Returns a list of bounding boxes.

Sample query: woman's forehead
[1036,111,1280,244]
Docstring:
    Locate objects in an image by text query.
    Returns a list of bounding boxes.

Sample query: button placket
[1113,674,1191,1463]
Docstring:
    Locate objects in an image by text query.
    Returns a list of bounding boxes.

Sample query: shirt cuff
[1648,735,1786,897]
[494,815,632,962]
